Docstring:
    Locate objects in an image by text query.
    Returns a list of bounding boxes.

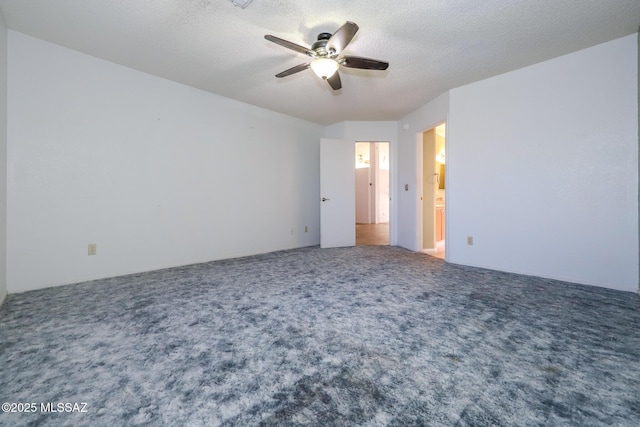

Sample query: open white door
[320,138,355,248]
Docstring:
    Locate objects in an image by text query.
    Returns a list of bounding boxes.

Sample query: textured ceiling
[0,0,638,125]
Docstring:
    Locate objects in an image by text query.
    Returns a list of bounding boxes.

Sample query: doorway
[420,124,445,258]
[355,142,390,246]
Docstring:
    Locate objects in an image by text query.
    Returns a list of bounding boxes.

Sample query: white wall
[7,31,323,293]
[446,34,638,292]
[375,143,390,223]
[355,167,370,223]
[396,92,449,250]
[0,13,6,304]
[322,121,398,242]
[376,170,390,223]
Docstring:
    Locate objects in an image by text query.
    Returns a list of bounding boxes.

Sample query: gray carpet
[0,245,639,426]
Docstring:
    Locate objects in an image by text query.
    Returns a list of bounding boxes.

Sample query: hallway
[356,223,444,260]
[356,223,389,246]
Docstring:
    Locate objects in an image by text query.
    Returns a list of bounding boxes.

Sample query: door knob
[322,197,330,202]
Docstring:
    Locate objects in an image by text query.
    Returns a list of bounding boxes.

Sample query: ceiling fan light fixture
[310,58,339,79]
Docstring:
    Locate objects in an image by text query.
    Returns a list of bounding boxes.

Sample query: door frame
[416,122,447,257]
[371,142,391,224]
[320,133,396,248]
[355,142,373,224]
[355,140,391,228]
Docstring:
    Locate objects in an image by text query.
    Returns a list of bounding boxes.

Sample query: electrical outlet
[88,243,97,255]
[467,236,473,246]
[304,226,308,233]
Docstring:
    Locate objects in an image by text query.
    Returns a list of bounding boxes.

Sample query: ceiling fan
[264,21,389,91]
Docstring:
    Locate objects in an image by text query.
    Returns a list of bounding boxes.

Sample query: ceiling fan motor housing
[311,32,334,57]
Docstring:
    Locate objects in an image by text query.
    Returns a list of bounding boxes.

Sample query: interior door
[320,138,355,248]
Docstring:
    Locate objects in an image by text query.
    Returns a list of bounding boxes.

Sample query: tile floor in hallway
[356,222,445,260]
[356,223,389,246]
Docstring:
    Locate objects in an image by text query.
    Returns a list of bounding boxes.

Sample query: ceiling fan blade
[275,63,310,78]
[265,35,313,56]
[326,71,342,90]
[341,56,389,70]
[328,21,359,54]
